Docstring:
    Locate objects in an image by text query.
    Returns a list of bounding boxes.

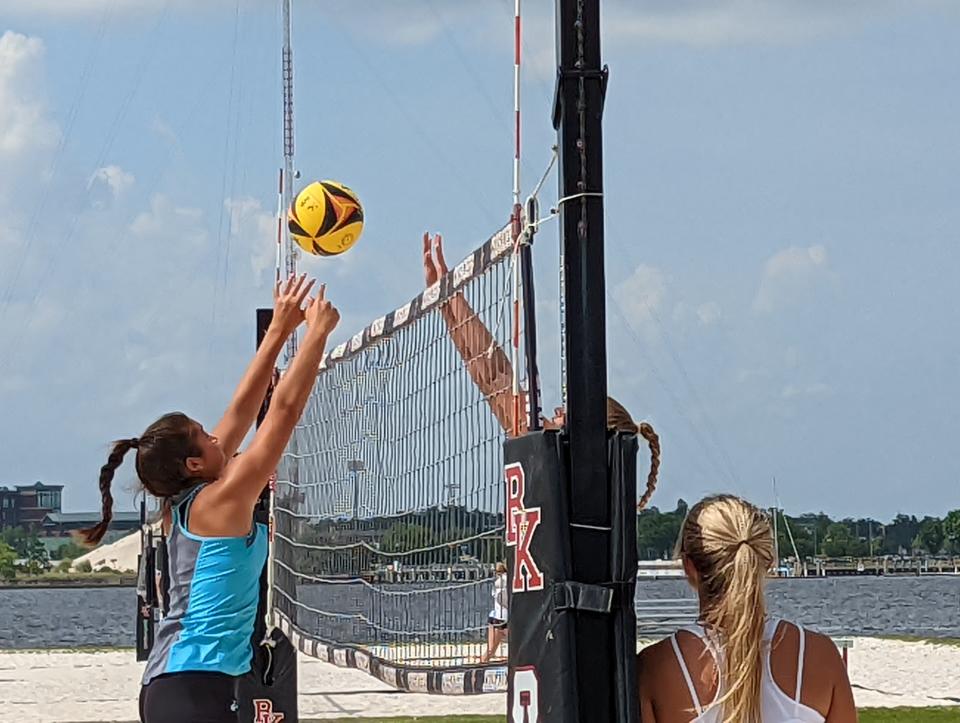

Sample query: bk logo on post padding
[504,462,544,593]
[253,699,284,723]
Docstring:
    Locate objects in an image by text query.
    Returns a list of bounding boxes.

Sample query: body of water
[0,576,957,650]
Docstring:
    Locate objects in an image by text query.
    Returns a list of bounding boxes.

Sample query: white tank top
[491,572,508,621]
[668,619,825,723]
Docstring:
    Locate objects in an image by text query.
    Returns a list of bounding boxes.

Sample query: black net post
[236,307,299,723]
[506,431,639,723]
[610,433,640,723]
[553,0,609,488]
[521,196,542,433]
[552,0,613,687]
[256,308,277,429]
[510,6,627,716]
[135,497,154,662]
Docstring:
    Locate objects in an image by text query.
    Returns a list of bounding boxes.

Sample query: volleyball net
[271,223,521,693]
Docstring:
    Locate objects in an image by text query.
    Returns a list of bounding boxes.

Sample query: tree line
[637,500,960,561]
[0,526,89,578]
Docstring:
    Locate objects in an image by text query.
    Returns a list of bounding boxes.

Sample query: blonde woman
[637,495,857,723]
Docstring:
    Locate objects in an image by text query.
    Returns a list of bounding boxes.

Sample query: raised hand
[422,232,449,287]
[272,273,315,337]
[304,283,340,339]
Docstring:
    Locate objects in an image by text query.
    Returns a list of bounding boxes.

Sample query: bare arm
[636,649,658,723]
[441,293,521,434]
[196,285,340,534]
[424,233,526,435]
[823,639,858,723]
[212,275,314,458]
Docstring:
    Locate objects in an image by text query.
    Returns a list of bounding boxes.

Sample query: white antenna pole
[263,0,297,647]
[281,0,298,362]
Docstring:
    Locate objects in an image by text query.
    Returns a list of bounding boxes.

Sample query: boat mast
[773,476,802,570]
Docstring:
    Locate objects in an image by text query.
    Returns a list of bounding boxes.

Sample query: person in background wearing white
[481,561,509,663]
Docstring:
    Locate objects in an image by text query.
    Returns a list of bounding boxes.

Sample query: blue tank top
[143,484,268,684]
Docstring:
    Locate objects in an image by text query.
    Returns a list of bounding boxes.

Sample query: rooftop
[8,482,65,492]
[43,512,140,525]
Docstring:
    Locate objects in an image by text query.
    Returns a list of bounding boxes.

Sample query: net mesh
[273,224,520,672]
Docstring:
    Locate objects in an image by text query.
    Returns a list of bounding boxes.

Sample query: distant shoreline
[0,574,136,590]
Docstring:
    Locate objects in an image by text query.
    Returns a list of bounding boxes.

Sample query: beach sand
[70,532,140,573]
[0,637,957,721]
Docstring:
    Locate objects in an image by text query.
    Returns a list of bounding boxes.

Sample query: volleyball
[288,180,364,256]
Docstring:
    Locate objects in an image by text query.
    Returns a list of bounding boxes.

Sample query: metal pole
[511,0,525,437]
[553,0,611,720]
[522,197,541,432]
[348,460,365,519]
[553,0,609,522]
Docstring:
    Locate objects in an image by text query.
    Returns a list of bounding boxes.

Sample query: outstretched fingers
[433,233,448,274]
[288,273,308,298]
[295,278,315,307]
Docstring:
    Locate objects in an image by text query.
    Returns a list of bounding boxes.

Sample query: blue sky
[0,1,957,521]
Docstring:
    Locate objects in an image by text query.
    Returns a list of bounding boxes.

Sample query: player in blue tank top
[78,275,341,723]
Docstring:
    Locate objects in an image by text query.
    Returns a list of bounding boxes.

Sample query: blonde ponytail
[679,495,775,723]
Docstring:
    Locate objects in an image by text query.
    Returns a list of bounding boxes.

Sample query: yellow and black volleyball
[288,180,364,256]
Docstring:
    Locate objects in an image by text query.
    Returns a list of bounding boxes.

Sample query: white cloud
[0,374,28,394]
[753,244,828,314]
[89,165,135,199]
[9,0,955,48]
[1,188,286,418]
[0,296,63,340]
[286,0,960,102]
[313,0,960,65]
[0,31,58,159]
[696,301,722,326]
[3,0,232,17]
[781,382,832,399]
[671,301,689,323]
[130,194,204,243]
[784,346,801,369]
[0,219,19,255]
[223,196,277,287]
[150,117,179,148]
[587,2,957,48]
[0,32,59,312]
[613,264,668,334]
[601,1,891,46]
[737,368,771,384]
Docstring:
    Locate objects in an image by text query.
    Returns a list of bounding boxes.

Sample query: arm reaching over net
[423,231,661,510]
[423,232,527,435]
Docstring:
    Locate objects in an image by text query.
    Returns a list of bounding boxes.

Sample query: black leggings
[139,672,238,723]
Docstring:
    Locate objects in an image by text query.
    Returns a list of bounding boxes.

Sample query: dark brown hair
[77,412,202,545]
[605,397,661,512]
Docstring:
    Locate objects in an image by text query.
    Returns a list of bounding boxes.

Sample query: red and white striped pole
[513,0,522,216]
[511,0,523,438]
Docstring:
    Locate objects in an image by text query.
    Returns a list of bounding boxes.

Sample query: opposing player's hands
[272,273,315,337]
[422,232,448,287]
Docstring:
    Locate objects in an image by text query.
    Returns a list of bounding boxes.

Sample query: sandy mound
[71,531,141,573]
